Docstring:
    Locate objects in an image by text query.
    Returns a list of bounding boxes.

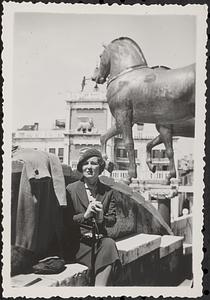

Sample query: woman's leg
[75,238,120,286]
[95,264,112,286]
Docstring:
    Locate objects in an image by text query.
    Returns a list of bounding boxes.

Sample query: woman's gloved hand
[84,201,103,220]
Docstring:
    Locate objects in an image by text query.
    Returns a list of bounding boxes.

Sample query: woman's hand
[84,201,103,220]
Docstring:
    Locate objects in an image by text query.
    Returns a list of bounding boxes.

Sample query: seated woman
[66,148,121,286]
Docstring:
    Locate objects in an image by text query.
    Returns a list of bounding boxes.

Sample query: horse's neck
[109,43,147,77]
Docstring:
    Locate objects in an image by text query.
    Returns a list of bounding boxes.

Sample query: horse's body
[107,65,195,124]
[92,37,195,181]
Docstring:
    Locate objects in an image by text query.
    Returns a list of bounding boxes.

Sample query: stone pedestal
[149,184,178,227]
[158,198,171,226]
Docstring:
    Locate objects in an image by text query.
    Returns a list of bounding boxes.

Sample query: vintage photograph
[2,3,207,298]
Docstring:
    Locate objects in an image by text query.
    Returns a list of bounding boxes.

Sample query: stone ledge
[159,235,184,258]
[11,263,88,287]
[51,264,89,286]
[11,234,185,287]
[183,243,192,255]
[116,233,161,265]
[11,234,162,287]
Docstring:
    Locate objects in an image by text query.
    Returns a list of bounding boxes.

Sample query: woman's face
[82,156,100,182]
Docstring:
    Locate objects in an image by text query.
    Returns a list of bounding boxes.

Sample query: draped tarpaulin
[11,149,73,275]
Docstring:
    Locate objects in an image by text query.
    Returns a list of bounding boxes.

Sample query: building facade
[63,90,113,169]
[13,124,65,163]
[13,89,193,187]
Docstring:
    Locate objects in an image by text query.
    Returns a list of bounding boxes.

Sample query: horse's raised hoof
[102,153,108,161]
[165,176,177,186]
[146,162,156,173]
[151,165,156,173]
[170,177,179,186]
[105,161,115,173]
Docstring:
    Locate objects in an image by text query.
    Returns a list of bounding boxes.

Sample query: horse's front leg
[100,123,121,172]
[116,112,136,180]
[100,123,121,157]
[146,134,162,173]
[158,125,176,184]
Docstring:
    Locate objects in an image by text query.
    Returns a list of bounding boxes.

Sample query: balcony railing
[115,133,156,140]
[111,170,128,180]
[14,130,65,139]
[149,171,169,180]
[151,158,169,162]
[111,170,169,182]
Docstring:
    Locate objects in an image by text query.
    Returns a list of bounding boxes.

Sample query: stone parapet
[117,234,161,265]
[159,235,184,258]
[11,264,88,287]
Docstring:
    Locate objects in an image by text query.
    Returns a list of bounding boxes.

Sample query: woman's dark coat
[64,179,120,274]
[66,179,116,236]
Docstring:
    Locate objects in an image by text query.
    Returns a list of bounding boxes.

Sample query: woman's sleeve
[73,212,87,225]
[103,190,117,227]
[62,189,80,260]
[66,188,91,226]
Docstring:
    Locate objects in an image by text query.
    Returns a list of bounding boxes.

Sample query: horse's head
[92,45,110,84]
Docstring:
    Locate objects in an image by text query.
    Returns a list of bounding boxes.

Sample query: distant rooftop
[17,120,66,132]
[18,123,39,131]
[55,119,65,129]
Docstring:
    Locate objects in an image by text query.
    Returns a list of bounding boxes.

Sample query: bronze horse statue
[92,37,195,182]
[144,66,195,179]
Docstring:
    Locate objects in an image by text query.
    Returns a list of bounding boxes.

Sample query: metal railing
[111,170,169,181]
[150,171,169,180]
[111,170,128,180]
[14,130,65,139]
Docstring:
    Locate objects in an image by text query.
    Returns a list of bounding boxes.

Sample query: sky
[12,11,195,131]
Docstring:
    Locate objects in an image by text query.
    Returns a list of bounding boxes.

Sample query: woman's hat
[77,148,105,173]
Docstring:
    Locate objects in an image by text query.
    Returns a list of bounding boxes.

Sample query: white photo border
[2,2,208,298]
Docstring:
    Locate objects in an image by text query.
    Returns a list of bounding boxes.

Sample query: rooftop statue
[92,37,195,183]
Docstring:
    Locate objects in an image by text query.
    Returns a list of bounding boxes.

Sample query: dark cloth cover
[11,148,68,274]
[33,257,66,274]
[13,173,64,258]
[12,148,67,205]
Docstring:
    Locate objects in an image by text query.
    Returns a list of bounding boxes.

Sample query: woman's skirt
[75,237,120,275]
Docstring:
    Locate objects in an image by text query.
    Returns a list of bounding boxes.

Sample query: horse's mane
[111,37,141,53]
[110,37,147,64]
